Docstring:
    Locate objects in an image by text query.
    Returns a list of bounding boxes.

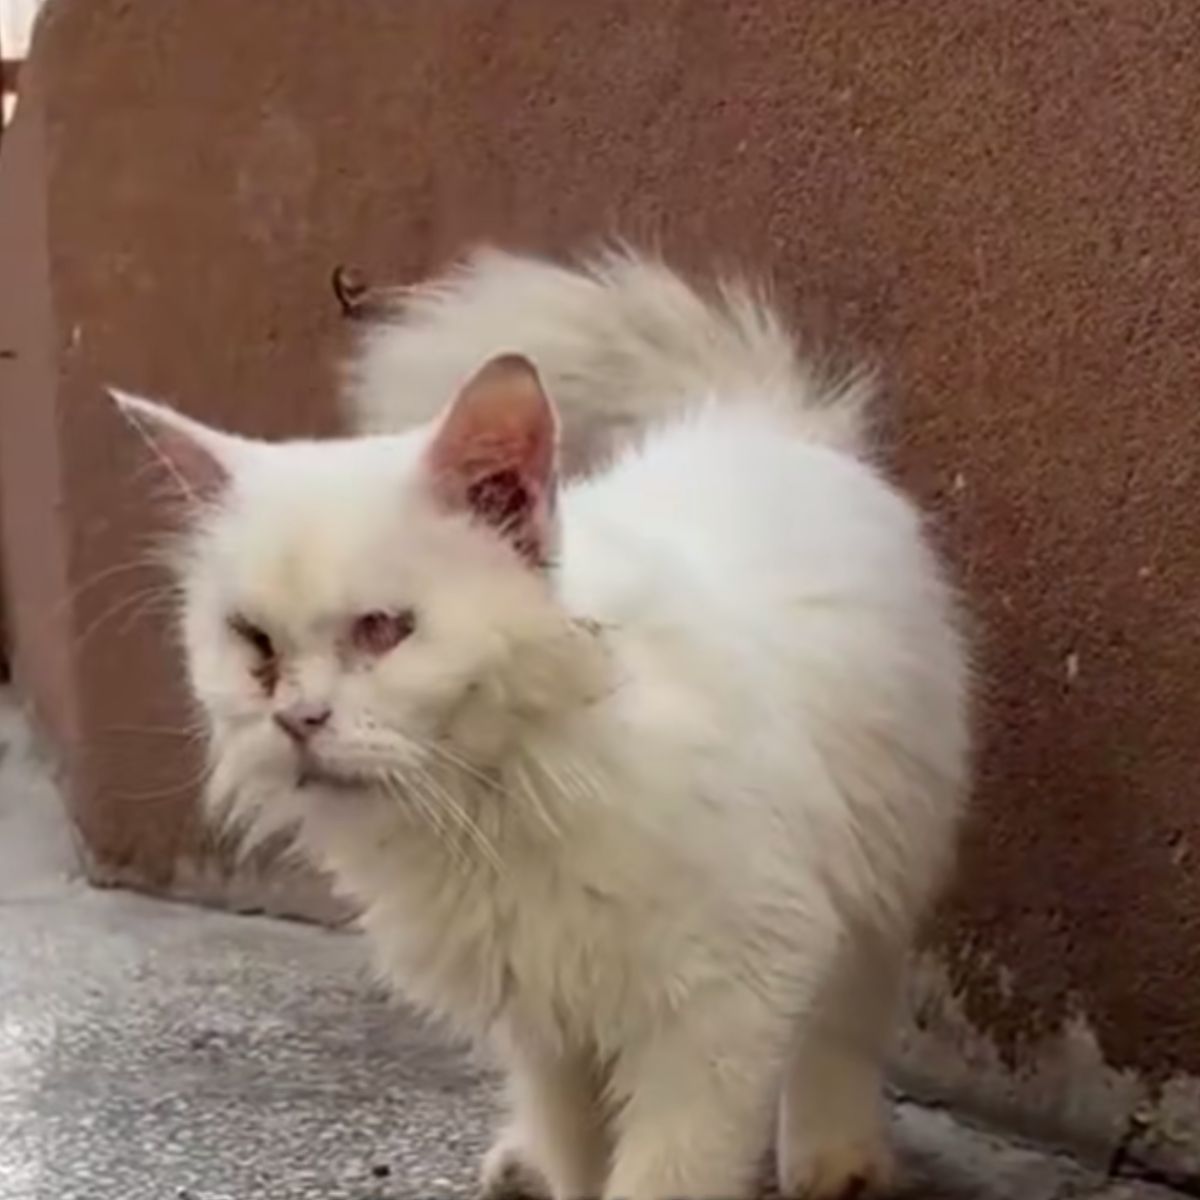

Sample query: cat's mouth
[294,755,367,793]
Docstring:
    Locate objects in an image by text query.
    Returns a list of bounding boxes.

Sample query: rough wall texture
[0,59,76,750]
[1,0,1198,1175]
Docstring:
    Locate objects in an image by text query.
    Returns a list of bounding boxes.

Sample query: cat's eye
[351,609,415,656]
[229,616,274,660]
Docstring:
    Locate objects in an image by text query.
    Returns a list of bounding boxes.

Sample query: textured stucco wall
[1,0,1198,1175]
[0,56,77,751]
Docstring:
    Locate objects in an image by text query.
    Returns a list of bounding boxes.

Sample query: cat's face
[115,356,584,834]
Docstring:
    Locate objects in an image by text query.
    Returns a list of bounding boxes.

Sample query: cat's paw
[480,1135,552,1200]
[777,1138,896,1199]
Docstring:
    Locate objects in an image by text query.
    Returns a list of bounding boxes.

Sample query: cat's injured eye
[229,615,274,661]
[229,615,278,693]
[351,610,416,656]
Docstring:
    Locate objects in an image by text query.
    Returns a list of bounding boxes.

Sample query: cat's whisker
[113,591,180,638]
[378,732,506,871]
[405,768,484,873]
[111,763,214,801]
[100,722,209,741]
[53,553,166,617]
[430,788,504,874]
[516,744,612,834]
[506,758,563,843]
[110,759,215,804]
[414,765,504,874]
[70,584,179,655]
[534,749,606,811]
[421,739,501,793]
[381,768,465,873]
[367,742,461,860]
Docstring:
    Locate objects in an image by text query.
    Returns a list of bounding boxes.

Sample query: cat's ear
[108,388,234,509]
[424,354,559,567]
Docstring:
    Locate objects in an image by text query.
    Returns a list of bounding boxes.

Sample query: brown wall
[2,0,1199,1176]
[0,57,78,751]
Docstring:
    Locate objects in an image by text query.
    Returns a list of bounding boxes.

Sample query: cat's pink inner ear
[425,354,559,563]
[108,388,231,506]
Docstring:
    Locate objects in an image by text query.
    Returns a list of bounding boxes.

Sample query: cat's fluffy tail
[343,247,871,471]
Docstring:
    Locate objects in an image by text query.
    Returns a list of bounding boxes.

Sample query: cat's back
[558,399,966,790]
[560,400,938,627]
[557,398,968,909]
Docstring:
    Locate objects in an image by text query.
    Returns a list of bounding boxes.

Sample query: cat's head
[114,355,604,841]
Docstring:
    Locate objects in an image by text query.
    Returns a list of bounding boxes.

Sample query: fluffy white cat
[113,250,969,1200]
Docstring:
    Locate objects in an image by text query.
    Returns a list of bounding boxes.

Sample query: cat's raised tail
[342,247,872,473]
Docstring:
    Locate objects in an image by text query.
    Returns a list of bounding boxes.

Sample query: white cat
[113,250,970,1200]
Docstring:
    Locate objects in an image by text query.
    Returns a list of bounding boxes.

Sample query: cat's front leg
[482,1033,610,1200]
[603,995,790,1200]
[775,935,902,1199]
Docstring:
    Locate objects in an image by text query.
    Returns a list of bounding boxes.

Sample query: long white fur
[124,250,970,1200]
[344,247,872,469]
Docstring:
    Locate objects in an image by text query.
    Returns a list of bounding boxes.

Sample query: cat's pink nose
[273,702,332,743]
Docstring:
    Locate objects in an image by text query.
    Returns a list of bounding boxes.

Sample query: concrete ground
[0,692,1179,1200]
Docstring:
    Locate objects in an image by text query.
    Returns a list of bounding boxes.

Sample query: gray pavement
[0,692,1180,1200]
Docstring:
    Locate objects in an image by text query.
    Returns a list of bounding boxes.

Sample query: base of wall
[897,952,1200,1191]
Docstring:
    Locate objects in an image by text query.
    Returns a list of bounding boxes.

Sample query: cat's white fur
[345,247,872,470]
[115,250,969,1200]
